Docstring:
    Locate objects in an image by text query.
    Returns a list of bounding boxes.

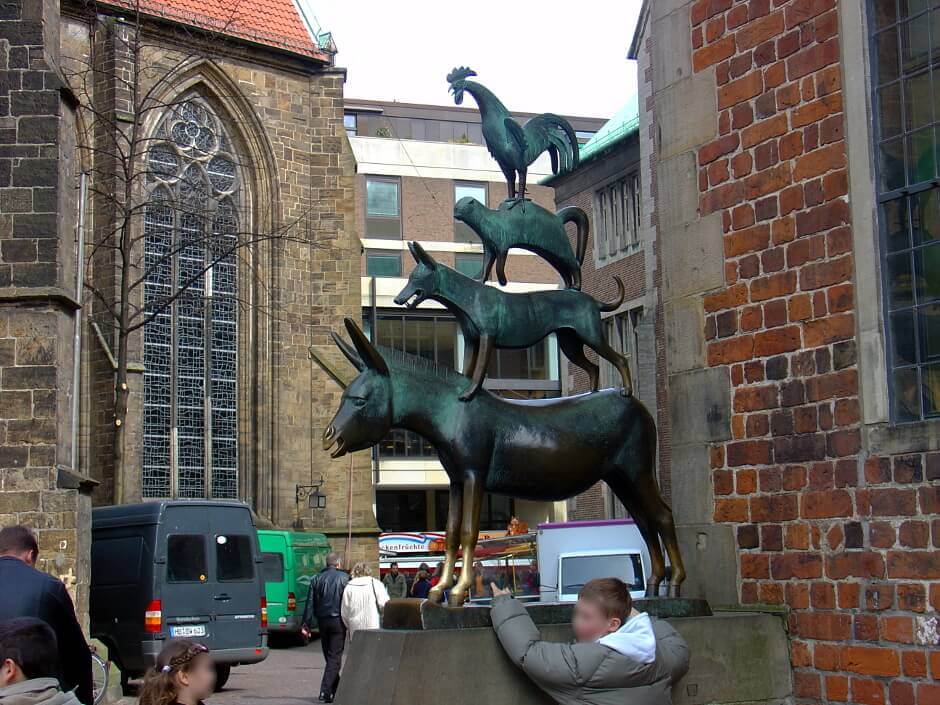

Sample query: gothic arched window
[142,98,240,499]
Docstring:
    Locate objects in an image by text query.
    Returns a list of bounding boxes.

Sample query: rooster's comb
[446,66,476,84]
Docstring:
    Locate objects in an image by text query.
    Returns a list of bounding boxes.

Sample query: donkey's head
[323,318,392,458]
[394,242,440,309]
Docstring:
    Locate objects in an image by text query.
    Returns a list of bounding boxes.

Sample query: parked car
[90,501,269,692]
[257,530,330,643]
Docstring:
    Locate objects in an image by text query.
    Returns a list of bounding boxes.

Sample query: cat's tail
[597,276,625,312]
[556,205,589,267]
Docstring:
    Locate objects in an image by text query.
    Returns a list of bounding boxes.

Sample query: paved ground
[113,639,328,705]
[212,639,327,705]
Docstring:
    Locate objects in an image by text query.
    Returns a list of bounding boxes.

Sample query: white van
[536,519,651,602]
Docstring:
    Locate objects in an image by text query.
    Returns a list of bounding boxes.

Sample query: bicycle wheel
[91,652,109,705]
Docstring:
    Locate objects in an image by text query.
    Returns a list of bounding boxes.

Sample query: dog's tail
[597,276,625,312]
[556,206,589,267]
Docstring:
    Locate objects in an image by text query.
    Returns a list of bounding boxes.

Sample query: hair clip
[161,665,172,673]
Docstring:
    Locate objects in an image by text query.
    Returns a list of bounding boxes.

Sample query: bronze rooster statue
[447,67,580,201]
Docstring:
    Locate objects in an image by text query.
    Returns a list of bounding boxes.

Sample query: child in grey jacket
[0,618,81,705]
[490,578,690,705]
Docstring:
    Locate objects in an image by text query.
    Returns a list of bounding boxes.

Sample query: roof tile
[103,0,332,61]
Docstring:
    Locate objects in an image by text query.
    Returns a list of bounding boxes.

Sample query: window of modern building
[366,176,401,238]
[629,173,641,244]
[575,130,596,144]
[366,311,560,456]
[142,98,240,500]
[869,1,940,420]
[366,251,403,278]
[343,113,357,136]
[376,490,428,532]
[434,490,514,531]
[454,252,484,279]
[454,181,488,242]
[593,175,640,261]
[370,313,459,459]
[600,310,640,390]
[376,489,514,532]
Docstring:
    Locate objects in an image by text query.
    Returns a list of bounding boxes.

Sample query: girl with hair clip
[138,640,215,705]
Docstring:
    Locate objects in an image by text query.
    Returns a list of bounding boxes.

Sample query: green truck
[257,530,331,642]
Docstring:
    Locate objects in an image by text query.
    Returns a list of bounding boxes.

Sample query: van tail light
[145,600,162,633]
[287,592,297,613]
[260,597,268,628]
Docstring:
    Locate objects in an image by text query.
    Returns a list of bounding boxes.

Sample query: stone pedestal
[334,601,791,705]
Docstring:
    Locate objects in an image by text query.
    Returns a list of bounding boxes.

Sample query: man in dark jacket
[0,527,93,705]
[301,552,349,703]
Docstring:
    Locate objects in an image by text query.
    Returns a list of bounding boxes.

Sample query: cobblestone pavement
[114,639,328,705]
[212,640,327,705]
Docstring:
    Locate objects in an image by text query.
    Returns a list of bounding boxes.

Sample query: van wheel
[214,665,231,691]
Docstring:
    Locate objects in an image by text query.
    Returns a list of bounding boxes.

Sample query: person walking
[0,527,93,705]
[301,552,348,704]
[381,563,407,600]
[341,563,389,641]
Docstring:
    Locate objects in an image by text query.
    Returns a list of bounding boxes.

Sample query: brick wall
[690,0,939,701]
[0,0,94,623]
[556,187,646,392]
[553,139,649,521]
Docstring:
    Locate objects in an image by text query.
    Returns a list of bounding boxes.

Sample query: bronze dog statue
[454,197,588,289]
[394,242,633,401]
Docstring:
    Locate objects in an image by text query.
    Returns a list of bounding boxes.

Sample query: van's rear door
[161,507,213,641]
[207,505,263,650]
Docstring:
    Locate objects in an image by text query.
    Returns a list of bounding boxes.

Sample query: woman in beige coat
[340,563,390,640]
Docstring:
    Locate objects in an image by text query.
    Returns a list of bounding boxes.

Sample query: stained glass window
[870,0,940,419]
[142,98,240,498]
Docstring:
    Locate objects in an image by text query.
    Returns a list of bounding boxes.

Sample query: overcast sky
[309,1,643,120]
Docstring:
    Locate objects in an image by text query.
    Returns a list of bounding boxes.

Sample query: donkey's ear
[331,331,364,372]
[410,241,437,269]
[344,317,389,376]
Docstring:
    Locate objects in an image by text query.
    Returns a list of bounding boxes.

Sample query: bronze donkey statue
[454,196,589,289]
[323,318,687,604]
[394,241,634,401]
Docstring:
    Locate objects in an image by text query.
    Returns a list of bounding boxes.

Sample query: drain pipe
[71,173,88,472]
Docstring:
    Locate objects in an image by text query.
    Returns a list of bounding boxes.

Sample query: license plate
[170,625,206,638]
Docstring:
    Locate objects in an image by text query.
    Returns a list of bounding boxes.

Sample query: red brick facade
[691,0,939,701]
[550,134,649,520]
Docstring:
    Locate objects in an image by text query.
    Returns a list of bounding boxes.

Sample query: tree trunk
[112,327,128,505]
